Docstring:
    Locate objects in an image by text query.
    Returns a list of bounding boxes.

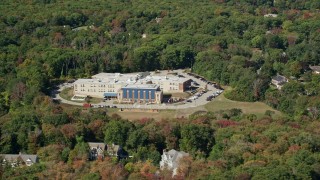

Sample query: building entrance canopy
[104,92,117,97]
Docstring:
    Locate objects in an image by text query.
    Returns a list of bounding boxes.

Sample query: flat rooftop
[122,84,160,90]
[74,79,108,84]
[74,78,136,85]
[75,71,190,85]
[142,75,190,83]
[92,73,138,81]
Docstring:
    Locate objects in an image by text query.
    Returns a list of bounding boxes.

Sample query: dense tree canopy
[1,0,320,179]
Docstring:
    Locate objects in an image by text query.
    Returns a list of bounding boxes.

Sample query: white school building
[73,72,191,102]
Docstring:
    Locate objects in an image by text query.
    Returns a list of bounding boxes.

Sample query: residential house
[309,65,320,74]
[159,149,189,177]
[88,142,106,160]
[106,144,128,159]
[271,75,288,89]
[1,153,38,167]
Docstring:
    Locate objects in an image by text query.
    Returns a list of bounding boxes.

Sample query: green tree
[126,129,148,150]
[68,136,89,163]
[180,124,214,157]
[133,47,160,71]
[133,146,161,165]
[104,120,133,146]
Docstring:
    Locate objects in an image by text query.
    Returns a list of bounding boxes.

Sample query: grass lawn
[109,110,177,121]
[109,106,208,121]
[60,88,74,101]
[205,94,282,119]
[170,92,191,98]
[59,87,282,121]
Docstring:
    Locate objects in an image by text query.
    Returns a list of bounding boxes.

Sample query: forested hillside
[1,106,320,179]
[0,0,320,117]
[0,0,320,179]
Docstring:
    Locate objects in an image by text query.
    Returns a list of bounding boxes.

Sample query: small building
[309,65,320,74]
[88,142,106,160]
[264,14,278,18]
[118,84,163,104]
[1,153,38,167]
[160,149,189,177]
[271,75,288,89]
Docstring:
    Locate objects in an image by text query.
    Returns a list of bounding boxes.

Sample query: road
[52,69,222,110]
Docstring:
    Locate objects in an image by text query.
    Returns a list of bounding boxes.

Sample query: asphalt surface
[52,69,222,110]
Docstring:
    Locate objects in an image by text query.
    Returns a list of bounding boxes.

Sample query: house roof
[1,154,38,164]
[107,144,121,153]
[106,144,129,158]
[163,149,189,169]
[88,142,106,150]
[310,66,320,72]
[272,75,287,82]
[264,14,278,17]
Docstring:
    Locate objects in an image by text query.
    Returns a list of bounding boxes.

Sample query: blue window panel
[123,90,127,98]
[140,90,144,99]
[121,87,159,100]
[128,89,132,98]
[151,90,155,99]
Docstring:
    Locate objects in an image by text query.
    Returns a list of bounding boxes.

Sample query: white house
[160,149,189,176]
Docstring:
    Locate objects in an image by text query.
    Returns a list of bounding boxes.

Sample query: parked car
[83,103,92,108]
[206,96,214,101]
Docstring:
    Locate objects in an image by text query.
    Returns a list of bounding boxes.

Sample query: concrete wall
[74,83,105,98]
[152,80,188,93]
[74,81,124,98]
